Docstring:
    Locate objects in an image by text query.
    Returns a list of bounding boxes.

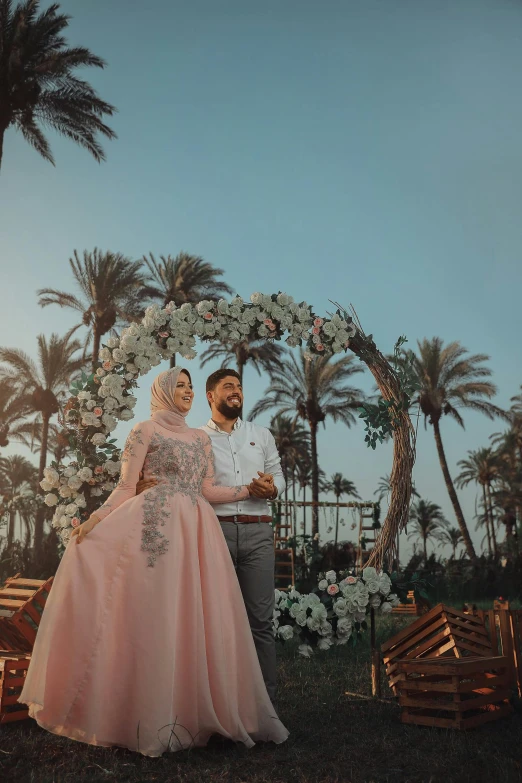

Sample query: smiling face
[207,375,243,420]
[174,371,194,413]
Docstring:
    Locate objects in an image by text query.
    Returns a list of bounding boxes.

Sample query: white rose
[333,598,349,617]
[102,414,117,432]
[84,399,96,410]
[81,412,101,427]
[91,433,106,446]
[77,467,93,481]
[112,349,126,363]
[91,487,103,497]
[99,347,112,360]
[298,644,314,658]
[120,409,134,421]
[65,503,78,516]
[317,637,334,651]
[307,616,321,632]
[58,485,73,498]
[106,336,119,348]
[278,625,294,641]
[102,396,118,411]
[124,395,137,409]
[96,367,106,377]
[288,589,301,600]
[277,293,291,306]
[250,292,263,305]
[337,617,352,638]
[104,460,121,476]
[378,573,392,596]
[380,602,393,614]
[60,528,72,546]
[39,479,53,492]
[68,476,83,490]
[311,604,327,622]
[366,578,380,595]
[325,570,337,583]
[370,594,382,608]
[75,494,87,508]
[362,566,378,582]
[43,467,59,484]
[77,391,91,401]
[295,610,308,627]
[102,481,115,491]
[44,493,59,507]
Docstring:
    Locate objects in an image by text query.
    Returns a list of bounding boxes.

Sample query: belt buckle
[234,515,238,523]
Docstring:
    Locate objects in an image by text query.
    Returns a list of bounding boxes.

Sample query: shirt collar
[206,417,242,434]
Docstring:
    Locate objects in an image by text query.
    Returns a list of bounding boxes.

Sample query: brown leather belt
[218,515,272,524]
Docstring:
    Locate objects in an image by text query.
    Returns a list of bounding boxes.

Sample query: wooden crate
[395,656,513,729]
[382,604,493,693]
[475,609,522,697]
[392,590,420,616]
[0,574,54,652]
[0,651,31,723]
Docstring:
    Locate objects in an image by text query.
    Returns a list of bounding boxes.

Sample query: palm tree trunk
[7,508,15,548]
[432,419,477,560]
[303,484,307,537]
[335,500,340,546]
[423,536,428,566]
[291,468,297,538]
[169,353,177,369]
[310,420,319,548]
[34,413,50,558]
[92,328,102,374]
[0,126,5,171]
[237,359,244,386]
[485,483,498,557]
[482,485,492,556]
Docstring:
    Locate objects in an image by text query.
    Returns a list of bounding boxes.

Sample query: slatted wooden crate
[0,573,54,652]
[382,603,493,693]
[395,656,513,729]
[0,652,31,723]
[392,590,420,616]
[475,609,522,697]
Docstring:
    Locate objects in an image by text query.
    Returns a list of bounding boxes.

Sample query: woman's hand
[71,514,101,544]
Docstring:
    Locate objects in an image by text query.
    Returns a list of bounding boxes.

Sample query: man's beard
[216,399,243,420]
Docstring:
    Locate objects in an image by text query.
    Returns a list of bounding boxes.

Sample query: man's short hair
[206,368,241,395]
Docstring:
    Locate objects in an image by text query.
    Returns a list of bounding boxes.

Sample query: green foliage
[357,336,420,448]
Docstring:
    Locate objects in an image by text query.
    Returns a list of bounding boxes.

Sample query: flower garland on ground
[273,567,401,656]
[42,294,358,545]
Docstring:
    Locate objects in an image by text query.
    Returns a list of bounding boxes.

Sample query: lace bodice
[95,421,249,566]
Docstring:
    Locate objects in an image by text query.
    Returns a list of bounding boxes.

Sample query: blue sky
[1,0,521,559]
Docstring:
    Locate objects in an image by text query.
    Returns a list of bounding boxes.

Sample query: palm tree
[408,499,448,565]
[0,455,37,546]
[250,350,365,544]
[411,338,506,561]
[0,0,116,172]
[38,249,147,372]
[269,413,309,536]
[438,526,464,560]
[325,473,360,545]
[294,456,326,537]
[0,378,31,447]
[0,329,84,555]
[142,253,233,367]
[456,448,499,556]
[200,336,284,385]
[375,473,419,503]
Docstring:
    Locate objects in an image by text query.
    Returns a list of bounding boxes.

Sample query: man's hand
[248,472,277,500]
[136,476,158,495]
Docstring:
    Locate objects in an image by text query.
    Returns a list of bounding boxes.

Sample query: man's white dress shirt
[200,418,285,518]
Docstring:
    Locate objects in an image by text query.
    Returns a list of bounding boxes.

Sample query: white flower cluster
[273,567,400,656]
[41,462,120,546]
[52,293,359,542]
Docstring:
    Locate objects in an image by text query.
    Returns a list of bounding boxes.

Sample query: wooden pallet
[0,651,31,723]
[0,574,54,652]
[382,604,493,693]
[395,656,513,729]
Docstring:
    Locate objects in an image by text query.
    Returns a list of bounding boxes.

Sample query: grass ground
[1,616,522,783]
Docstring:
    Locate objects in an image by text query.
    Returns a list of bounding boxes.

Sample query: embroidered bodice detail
[95,421,249,567]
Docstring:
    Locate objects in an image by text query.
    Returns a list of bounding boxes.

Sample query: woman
[19,367,289,757]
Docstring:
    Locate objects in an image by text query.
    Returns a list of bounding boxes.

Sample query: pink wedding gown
[19,420,289,757]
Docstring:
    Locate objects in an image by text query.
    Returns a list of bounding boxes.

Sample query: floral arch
[41,293,416,569]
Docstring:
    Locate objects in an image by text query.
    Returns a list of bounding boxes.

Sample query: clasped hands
[135,471,276,499]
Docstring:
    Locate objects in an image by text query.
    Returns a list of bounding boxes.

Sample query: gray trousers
[219,521,277,703]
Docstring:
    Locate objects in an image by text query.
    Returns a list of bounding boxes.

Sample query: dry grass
[1,617,521,783]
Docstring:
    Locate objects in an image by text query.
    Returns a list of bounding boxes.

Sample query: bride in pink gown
[19,367,289,757]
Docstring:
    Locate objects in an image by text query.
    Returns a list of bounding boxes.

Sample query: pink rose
[314,318,324,327]
[93,407,103,417]
[312,327,321,335]
[327,584,339,596]
[204,312,213,321]
[94,466,104,475]
[316,344,325,352]
[345,576,357,585]
[263,319,272,326]
[71,517,80,528]
[102,361,112,370]
[159,331,169,338]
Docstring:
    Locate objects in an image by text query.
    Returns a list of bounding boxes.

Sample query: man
[137,368,284,704]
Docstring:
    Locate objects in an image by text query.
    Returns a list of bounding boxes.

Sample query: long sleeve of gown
[201,434,250,504]
[95,422,151,522]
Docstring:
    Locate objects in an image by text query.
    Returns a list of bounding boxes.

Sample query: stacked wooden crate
[391,590,419,616]
[382,603,513,729]
[0,573,54,723]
